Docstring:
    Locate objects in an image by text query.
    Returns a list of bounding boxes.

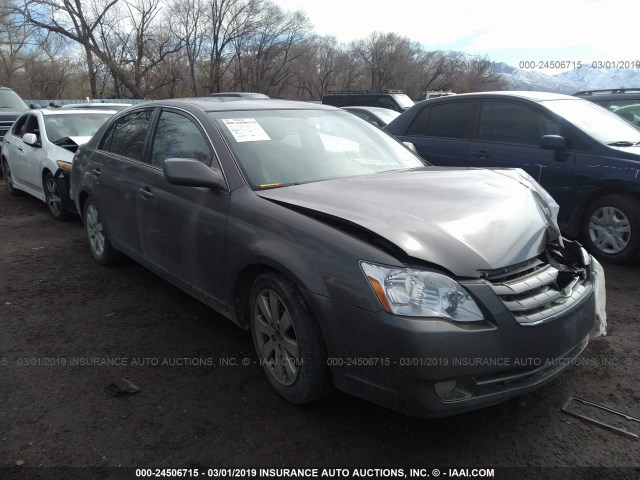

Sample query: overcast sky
[273,0,637,74]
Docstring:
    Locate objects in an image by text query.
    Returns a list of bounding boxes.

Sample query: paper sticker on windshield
[222,118,271,142]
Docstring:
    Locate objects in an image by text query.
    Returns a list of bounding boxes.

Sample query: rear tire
[250,272,332,404]
[581,194,640,263]
[83,196,122,265]
[2,157,21,196]
[44,172,72,221]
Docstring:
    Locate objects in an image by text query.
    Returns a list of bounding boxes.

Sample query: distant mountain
[494,63,580,94]
[442,50,640,93]
[495,62,640,94]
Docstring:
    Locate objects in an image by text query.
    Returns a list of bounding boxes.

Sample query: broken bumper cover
[304,280,595,418]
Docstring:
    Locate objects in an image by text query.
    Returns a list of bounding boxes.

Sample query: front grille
[484,257,592,326]
[0,120,14,141]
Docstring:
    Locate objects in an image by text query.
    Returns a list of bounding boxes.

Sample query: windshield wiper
[258,182,300,190]
[607,141,637,147]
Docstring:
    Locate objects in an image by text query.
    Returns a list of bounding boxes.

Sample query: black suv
[0,87,31,148]
[321,90,414,113]
[574,88,640,127]
[386,91,640,263]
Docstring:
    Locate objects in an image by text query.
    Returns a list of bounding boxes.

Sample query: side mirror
[540,135,566,150]
[29,103,42,109]
[163,158,226,190]
[402,141,417,153]
[22,133,39,146]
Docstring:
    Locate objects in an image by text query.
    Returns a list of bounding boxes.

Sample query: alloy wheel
[85,203,106,256]
[45,177,62,216]
[253,289,300,386]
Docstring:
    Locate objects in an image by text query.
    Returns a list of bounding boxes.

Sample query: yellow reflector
[367,276,392,312]
[56,161,72,172]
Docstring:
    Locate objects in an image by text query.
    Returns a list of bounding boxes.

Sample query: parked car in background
[1,109,116,220]
[0,87,36,179]
[60,102,132,111]
[574,89,640,127]
[71,98,598,417]
[208,92,269,99]
[322,90,414,112]
[341,106,400,127]
[386,91,640,263]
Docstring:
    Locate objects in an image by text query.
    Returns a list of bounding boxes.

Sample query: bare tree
[233,3,311,96]
[168,0,206,95]
[205,0,260,94]
[352,31,420,90]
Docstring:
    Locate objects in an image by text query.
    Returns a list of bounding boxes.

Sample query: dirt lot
[1,179,639,480]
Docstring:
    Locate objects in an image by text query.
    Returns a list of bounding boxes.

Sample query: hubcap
[86,204,106,256]
[253,289,300,386]
[45,178,61,216]
[589,206,631,254]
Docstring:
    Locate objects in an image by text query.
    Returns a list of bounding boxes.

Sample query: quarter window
[150,111,213,168]
[102,109,153,162]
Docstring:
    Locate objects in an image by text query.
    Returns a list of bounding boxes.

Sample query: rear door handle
[472,150,489,160]
[91,167,101,177]
[139,186,154,199]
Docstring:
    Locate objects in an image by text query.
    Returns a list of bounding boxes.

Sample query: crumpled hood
[256,167,560,277]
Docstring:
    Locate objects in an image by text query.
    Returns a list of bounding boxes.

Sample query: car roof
[60,103,132,108]
[342,106,399,113]
[37,108,119,116]
[423,91,577,103]
[129,97,341,113]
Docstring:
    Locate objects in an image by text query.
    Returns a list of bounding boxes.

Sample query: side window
[24,116,39,137]
[478,101,552,147]
[407,106,431,136]
[425,102,475,139]
[150,111,213,168]
[102,109,153,162]
[12,115,28,136]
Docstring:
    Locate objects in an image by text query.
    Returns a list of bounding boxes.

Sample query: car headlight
[360,261,484,322]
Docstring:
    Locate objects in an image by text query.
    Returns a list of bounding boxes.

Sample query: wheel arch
[231,262,311,330]
[569,186,640,236]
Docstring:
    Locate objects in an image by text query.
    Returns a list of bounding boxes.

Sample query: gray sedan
[71,98,599,417]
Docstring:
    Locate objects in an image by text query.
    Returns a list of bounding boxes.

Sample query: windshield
[0,90,28,109]
[373,108,401,124]
[542,98,640,145]
[211,109,424,189]
[44,113,115,143]
[393,94,415,109]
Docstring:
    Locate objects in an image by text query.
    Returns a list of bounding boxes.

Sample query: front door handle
[139,186,154,199]
[472,150,489,160]
[91,167,101,177]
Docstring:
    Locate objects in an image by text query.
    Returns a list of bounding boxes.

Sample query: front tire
[83,197,121,265]
[250,272,331,404]
[582,194,640,263]
[44,172,72,221]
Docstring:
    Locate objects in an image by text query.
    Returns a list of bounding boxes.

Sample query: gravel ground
[0,179,639,480]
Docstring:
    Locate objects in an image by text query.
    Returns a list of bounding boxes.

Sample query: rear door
[136,108,230,309]
[467,100,576,204]
[398,101,476,166]
[90,108,156,257]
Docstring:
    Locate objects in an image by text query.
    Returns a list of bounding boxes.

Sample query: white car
[59,102,132,111]
[1,109,116,220]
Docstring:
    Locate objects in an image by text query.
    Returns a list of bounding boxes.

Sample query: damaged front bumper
[305,242,599,418]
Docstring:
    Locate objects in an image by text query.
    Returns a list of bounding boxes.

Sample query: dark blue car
[385,91,640,263]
